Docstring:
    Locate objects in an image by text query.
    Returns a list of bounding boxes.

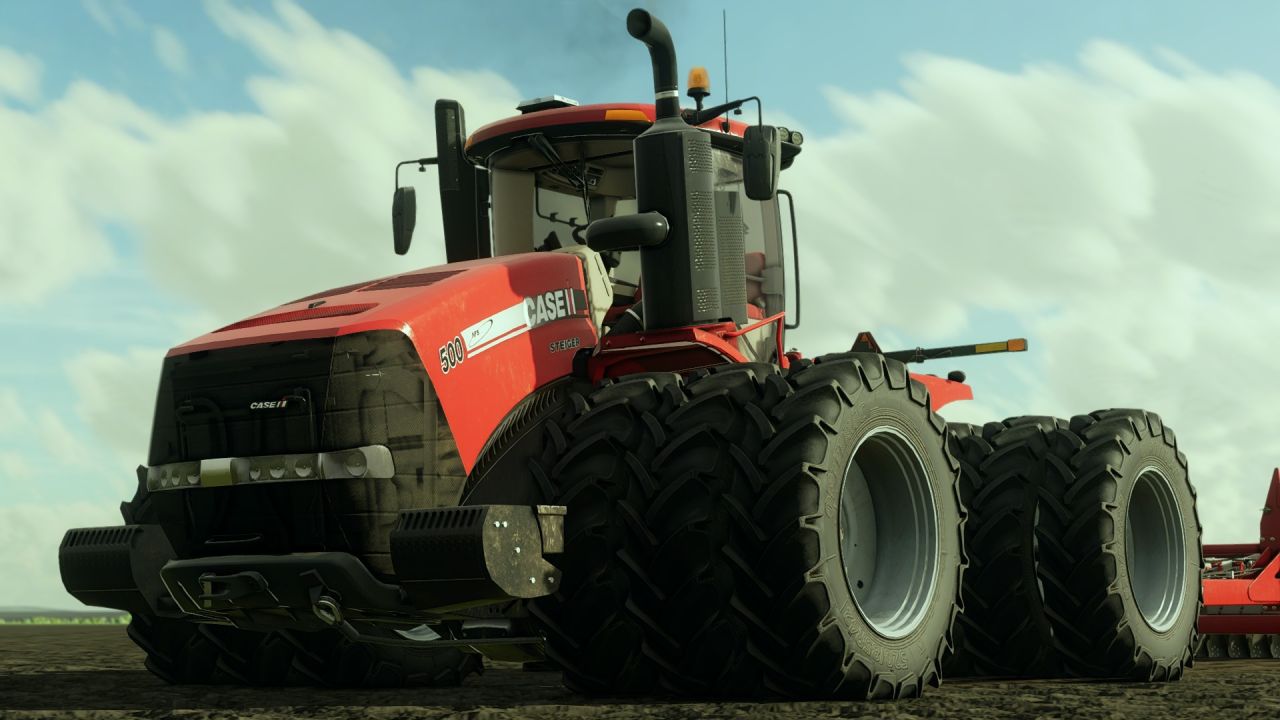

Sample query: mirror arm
[740,96,763,126]
[684,96,764,129]
[395,157,438,193]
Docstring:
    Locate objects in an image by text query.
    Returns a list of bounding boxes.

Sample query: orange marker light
[687,66,711,99]
[604,109,651,122]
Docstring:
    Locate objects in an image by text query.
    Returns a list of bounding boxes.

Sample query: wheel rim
[1124,466,1187,633]
[838,426,939,639]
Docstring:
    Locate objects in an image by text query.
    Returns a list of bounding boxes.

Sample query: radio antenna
[722,9,729,131]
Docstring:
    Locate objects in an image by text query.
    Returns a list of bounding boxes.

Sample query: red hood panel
[169,254,579,357]
[165,250,598,472]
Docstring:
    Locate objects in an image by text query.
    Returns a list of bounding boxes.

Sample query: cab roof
[465,102,799,169]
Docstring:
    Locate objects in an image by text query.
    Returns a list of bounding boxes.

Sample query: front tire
[637,363,793,697]
[120,483,480,688]
[126,612,304,685]
[523,374,686,695]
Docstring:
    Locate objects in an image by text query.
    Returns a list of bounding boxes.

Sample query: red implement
[1198,469,1280,656]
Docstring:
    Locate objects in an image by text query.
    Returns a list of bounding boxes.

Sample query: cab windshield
[488,138,784,317]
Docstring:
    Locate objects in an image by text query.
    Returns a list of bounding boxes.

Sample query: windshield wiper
[528,134,585,190]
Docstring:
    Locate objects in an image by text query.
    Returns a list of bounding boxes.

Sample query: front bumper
[59,504,565,630]
[58,524,178,617]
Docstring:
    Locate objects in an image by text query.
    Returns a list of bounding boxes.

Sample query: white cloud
[152,26,189,75]
[0,451,34,485]
[66,347,164,463]
[0,388,28,434]
[0,79,131,302]
[37,410,88,463]
[0,393,134,506]
[0,392,145,608]
[0,1,522,318]
[82,0,116,34]
[0,502,125,609]
[0,47,41,104]
[82,0,143,36]
[786,42,1280,542]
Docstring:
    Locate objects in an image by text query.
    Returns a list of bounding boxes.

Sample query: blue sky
[10,1,1280,132]
[1,0,1275,380]
[4,0,1280,607]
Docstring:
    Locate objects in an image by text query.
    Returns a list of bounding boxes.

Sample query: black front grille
[150,337,335,464]
[145,331,467,577]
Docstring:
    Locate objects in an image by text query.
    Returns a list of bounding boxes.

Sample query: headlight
[344,451,368,478]
[294,457,314,478]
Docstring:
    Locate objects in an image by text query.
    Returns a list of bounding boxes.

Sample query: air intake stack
[627,9,724,330]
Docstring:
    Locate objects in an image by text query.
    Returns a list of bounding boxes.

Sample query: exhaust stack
[627,9,724,329]
[627,10,680,120]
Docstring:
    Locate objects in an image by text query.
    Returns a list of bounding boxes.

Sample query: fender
[909,372,974,411]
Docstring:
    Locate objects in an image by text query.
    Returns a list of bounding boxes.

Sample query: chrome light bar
[145,445,395,491]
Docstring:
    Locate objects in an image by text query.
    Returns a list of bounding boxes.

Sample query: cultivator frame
[1198,469,1280,659]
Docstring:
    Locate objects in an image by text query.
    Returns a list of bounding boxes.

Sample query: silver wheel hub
[1125,466,1187,633]
[838,426,940,639]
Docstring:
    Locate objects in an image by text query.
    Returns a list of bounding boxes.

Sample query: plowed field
[2,626,1277,719]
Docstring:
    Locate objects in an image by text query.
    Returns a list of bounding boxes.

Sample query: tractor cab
[394,70,803,364]
[464,97,802,336]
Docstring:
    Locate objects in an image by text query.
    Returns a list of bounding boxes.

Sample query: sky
[1,0,1278,608]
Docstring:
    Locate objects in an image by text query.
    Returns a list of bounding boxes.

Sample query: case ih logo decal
[249,399,290,409]
[525,289,585,329]
[445,288,589,369]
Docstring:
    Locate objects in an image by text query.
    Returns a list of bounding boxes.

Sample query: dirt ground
[1,627,1277,720]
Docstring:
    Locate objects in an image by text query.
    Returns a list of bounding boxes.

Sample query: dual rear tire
[529,364,1202,697]
[946,411,1201,680]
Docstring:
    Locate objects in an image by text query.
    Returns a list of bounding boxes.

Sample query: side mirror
[583,211,669,252]
[743,125,781,200]
[392,186,417,255]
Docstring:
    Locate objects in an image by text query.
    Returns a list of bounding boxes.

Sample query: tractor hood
[169,253,588,357]
[162,250,602,469]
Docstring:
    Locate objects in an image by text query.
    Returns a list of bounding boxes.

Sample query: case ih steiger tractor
[59,9,1203,699]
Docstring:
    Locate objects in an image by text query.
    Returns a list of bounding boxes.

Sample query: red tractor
[59,9,1203,698]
